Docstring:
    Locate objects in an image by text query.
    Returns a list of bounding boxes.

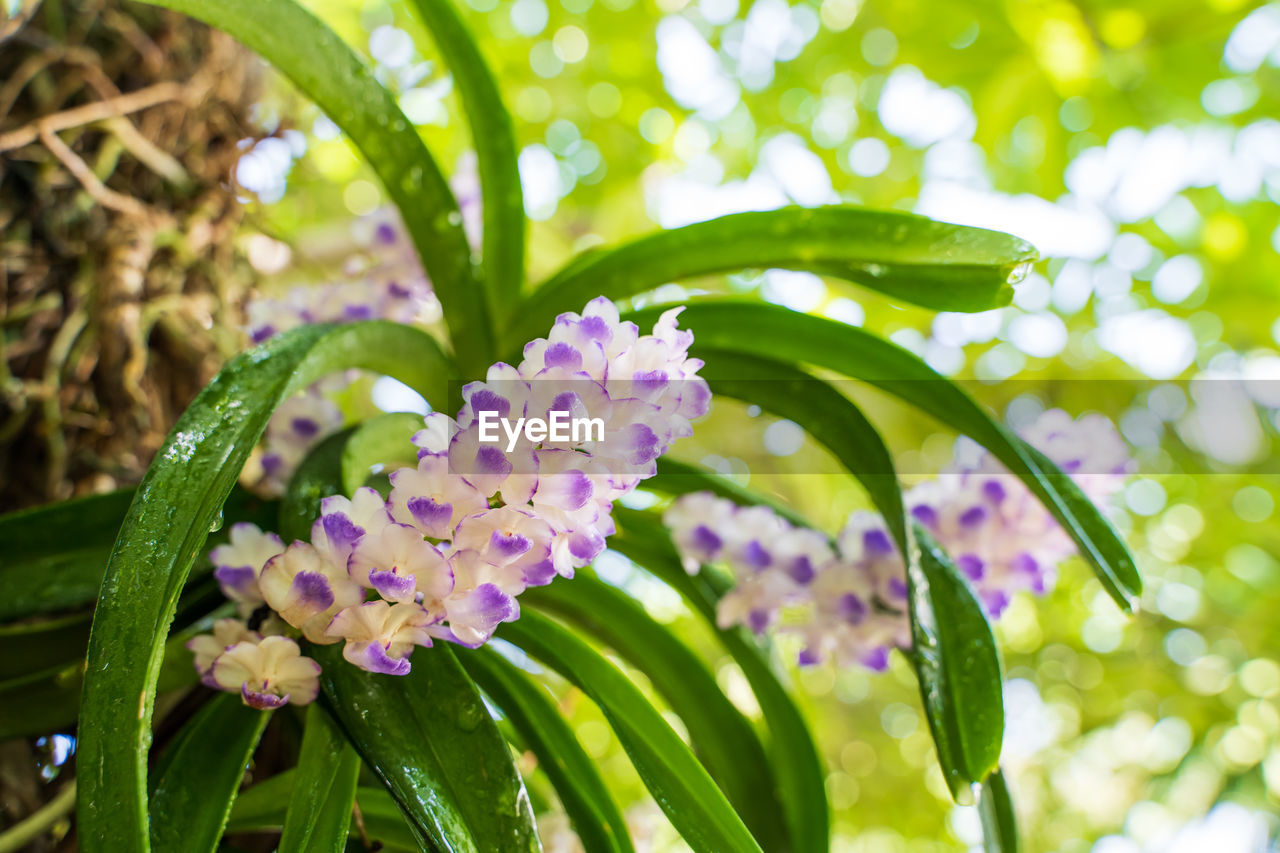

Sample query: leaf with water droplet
[507,206,1039,352]
[906,525,1003,801]
[454,700,484,732]
[315,643,538,852]
[1007,260,1034,285]
[461,648,634,853]
[76,322,453,853]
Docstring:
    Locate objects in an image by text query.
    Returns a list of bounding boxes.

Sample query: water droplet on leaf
[455,701,484,732]
[1007,261,1033,285]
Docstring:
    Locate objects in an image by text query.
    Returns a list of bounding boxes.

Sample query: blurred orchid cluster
[188,297,709,708]
[664,409,1133,672]
[240,209,440,496]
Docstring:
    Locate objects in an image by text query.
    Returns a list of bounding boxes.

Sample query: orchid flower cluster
[242,212,439,496]
[243,215,436,346]
[244,156,482,495]
[664,409,1133,672]
[189,297,710,709]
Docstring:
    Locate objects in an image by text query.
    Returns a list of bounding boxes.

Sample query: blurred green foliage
[238,0,1280,847]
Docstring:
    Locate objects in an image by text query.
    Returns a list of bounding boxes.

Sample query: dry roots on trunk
[0,0,267,513]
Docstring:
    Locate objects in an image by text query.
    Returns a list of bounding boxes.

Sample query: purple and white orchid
[664,408,1132,672]
[325,600,436,676]
[191,296,710,707]
[210,635,322,709]
[208,523,284,614]
[242,207,446,497]
[258,541,364,644]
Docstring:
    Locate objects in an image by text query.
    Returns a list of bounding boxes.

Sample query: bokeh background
[6,0,1280,849]
[237,1,1280,848]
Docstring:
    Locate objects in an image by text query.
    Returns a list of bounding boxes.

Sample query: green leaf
[523,573,788,851]
[979,769,1020,853]
[909,525,1004,798]
[279,705,361,853]
[0,603,230,741]
[148,694,269,853]
[340,411,425,496]
[135,0,493,374]
[404,0,524,312]
[0,664,85,741]
[0,612,91,682]
[314,642,539,853]
[672,350,1005,799]
[0,490,132,622]
[0,485,278,623]
[627,301,1141,611]
[228,770,419,852]
[499,610,763,853]
[76,322,452,853]
[460,647,634,853]
[609,507,829,853]
[507,206,1036,347]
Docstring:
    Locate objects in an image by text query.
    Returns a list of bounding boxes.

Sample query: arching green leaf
[148,694,269,853]
[523,573,789,851]
[460,647,634,853]
[76,322,452,853]
[0,490,131,622]
[314,643,540,853]
[508,207,1036,347]
[279,705,361,853]
[404,0,524,312]
[500,611,764,853]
